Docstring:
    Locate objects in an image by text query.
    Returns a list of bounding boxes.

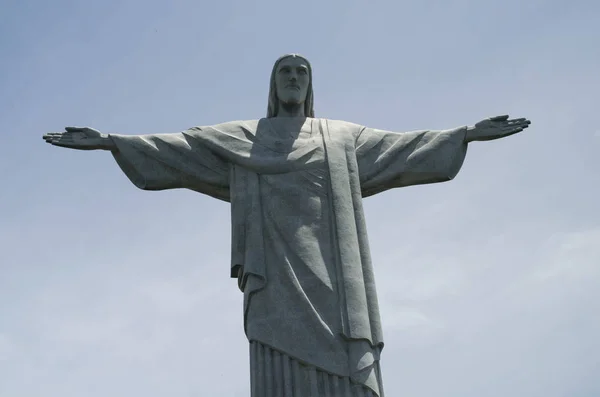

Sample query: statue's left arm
[356,115,530,197]
[356,125,468,197]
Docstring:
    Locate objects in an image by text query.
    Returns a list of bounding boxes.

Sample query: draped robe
[109,118,468,396]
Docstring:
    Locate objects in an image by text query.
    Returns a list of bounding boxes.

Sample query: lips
[286,85,300,90]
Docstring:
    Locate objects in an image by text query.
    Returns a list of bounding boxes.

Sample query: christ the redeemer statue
[43,54,531,397]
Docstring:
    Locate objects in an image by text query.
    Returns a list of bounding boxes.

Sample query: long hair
[267,54,315,118]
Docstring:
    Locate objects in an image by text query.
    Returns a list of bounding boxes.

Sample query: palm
[43,127,104,150]
[468,115,531,142]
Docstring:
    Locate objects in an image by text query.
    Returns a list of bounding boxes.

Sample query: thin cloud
[0,334,13,362]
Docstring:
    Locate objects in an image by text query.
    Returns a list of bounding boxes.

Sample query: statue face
[275,56,310,108]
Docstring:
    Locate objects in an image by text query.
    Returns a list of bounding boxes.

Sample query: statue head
[267,54,315,118]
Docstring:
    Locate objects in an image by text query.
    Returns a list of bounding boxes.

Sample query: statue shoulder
[189,119,261,135]
[317,118,364,137]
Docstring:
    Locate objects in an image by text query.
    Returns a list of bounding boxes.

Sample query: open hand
[466,115,531,143]
[43,127,112,150]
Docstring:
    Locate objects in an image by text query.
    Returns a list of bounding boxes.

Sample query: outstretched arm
[356,115,531,197]
[43,126,230,201]
[356,124,468,197]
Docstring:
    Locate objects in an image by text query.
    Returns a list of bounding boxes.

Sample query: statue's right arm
[44,125,231,200]
[43,127,117,151]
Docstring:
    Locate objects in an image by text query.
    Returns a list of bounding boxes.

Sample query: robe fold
[109,118,468,396]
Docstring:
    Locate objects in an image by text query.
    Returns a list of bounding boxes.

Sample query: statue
[43,54,531,397]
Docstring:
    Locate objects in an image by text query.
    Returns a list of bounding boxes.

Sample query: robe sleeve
[109,131,230,202]
[356,126,469,197]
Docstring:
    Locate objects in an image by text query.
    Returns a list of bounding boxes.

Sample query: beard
[277,99,306,116]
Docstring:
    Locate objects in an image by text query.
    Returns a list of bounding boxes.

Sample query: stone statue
[43,54,531,397]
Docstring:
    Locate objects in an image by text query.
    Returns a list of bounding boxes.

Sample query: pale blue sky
[1,0,599,396]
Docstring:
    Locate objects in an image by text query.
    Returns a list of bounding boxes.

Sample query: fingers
[490,115,509,121]
[44,138,74,146]
[43,129,85,141]
[501,125,525,132]
[43,135,58,143]
[497,118,530,136]
[502,124,529,132]
[43,132,74,146]
[49,140,75,148]
[507,118,531,127]
[42,132,64,139]
[43,132,67,143]
[500,126,524,137]
[43,127,99,150]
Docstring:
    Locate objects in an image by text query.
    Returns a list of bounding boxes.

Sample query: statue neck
[277,101,305,118]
